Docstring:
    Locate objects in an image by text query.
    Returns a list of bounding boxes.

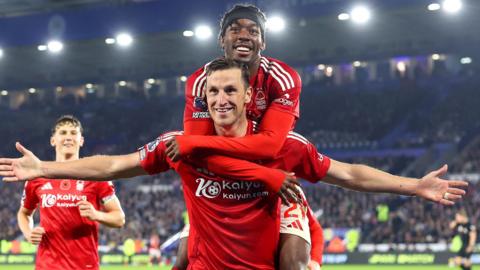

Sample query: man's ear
[79,136,85,147]
[245,86,253,104]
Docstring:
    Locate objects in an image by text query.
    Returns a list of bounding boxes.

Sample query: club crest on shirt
[255,89,267,110]
[76,180,84,191]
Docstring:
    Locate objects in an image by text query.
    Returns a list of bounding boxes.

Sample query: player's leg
[278,190,311,270]
[278,234,310,270]
[173,224,190,270]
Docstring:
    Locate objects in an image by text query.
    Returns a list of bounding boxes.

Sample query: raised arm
[0,142,145,182]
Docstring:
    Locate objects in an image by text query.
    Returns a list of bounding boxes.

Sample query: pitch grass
[0,265,458,270]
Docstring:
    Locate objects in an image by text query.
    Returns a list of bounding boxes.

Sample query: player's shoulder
[261,57,300,77]
[187,62,212,97]
[285,131,311,146]
[260,56,301,90]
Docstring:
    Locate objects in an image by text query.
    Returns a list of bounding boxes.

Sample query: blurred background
[0,0,479,268]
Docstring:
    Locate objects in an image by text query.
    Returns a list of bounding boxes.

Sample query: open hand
[0,142,42,182]
[416,165,468,206]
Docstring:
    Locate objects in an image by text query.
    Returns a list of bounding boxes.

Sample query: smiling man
[16,115,125,270]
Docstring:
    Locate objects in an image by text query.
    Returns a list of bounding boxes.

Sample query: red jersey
[21,179,115,270]
[185,56,301,124]
[139,127,330,269]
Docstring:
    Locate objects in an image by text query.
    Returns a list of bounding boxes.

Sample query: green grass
[0,265,458,270]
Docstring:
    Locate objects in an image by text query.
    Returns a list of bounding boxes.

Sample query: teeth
[216,108,232,112]
[236,47,250,52]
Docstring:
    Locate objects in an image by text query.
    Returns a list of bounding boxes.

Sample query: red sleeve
[308,206,324,265]
[177,109,295,160]
[183,67,214,136]
[191,154,286,192]
[21,181,38,210]
[96,181,116,204]
[293,138,331,183]
[138,134,174,175]
[264,58,301,119]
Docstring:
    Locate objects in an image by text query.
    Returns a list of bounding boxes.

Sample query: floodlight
[266,16,286,32]
[427,3,441,11]
[194,25,213,40]
[443,0,462,13]
[351,6,371,24]
[105,38,116,44]
[47,40,63,53]
[116,33,133,47]
[338,13,350,21]
[460,57,472,64]
[183,30,194,37]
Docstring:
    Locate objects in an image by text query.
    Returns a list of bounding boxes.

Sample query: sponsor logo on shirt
[192,112,210,119]
[40,182,53,190]
[273,97,294,107]
[40,193,87,208]
[194,177,269,201]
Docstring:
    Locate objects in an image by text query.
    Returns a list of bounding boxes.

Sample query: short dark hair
[219,4,267,41]
[205,58,250,89]
[51,115,83,135]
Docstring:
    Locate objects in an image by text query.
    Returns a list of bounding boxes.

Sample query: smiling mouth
[215,107,233,113]
[234,46,252,54]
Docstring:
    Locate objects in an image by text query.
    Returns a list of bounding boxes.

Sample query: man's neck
[248,57,261,82]
[56,153,79,162]
[215,117,248,138]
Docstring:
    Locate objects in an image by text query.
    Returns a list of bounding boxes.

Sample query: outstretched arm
[0,142,146,182]
[323,160,467,205]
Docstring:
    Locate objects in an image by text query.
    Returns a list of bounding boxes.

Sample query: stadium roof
[0,0,479,89]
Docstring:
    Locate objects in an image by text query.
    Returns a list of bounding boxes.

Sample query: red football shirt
[21,179,115,270]
[185,56,301,124]
[139,128,330,269]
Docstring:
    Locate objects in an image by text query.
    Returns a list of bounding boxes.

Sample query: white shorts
[279,187,311,245]
[180,223,190,239]
[149,248,161,258]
